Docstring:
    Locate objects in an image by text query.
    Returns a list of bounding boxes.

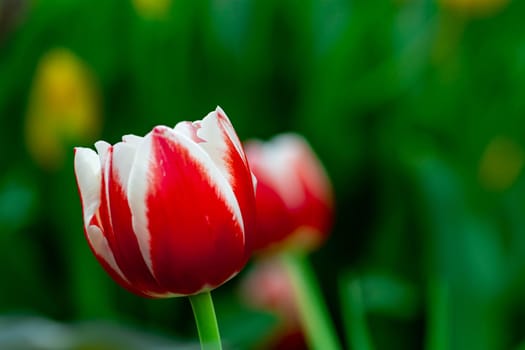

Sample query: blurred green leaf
[339,274,374,350]
[215,293,278,349]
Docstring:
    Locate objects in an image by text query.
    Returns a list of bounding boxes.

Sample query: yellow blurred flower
[479,136,524,191]
[132,0,171,19]
[25,48,101,170]
[439,0,509,17]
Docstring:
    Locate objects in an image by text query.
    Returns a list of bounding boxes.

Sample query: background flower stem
[282,251,342,350]
[339,276,374,350]
[425,278,449,350]
[189,291,223,350]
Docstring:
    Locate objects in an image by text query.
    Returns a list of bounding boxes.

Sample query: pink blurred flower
[245,134,333,253]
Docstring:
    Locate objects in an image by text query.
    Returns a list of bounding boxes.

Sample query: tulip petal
[194,107,248,177]
[168,126,245,241]
[123,134,143,145]
[128,126,248,294]
[86,224,129,283]
[126,132,156,275]
[74,147,102,229]
[94,141,111,168]
[76,147,152,297]
[244,141,297,250]
[112,141,137,191]
[105,141,167,296]
[246,134,333,252]
[214,106,246,164]
[175,108,256,249]
[252,136,307,209]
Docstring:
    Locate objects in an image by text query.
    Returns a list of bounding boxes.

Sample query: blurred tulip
[132,0,171,19]
[240,259,307,350]
[438,0,509,17]
[479,136,524,191]
[74,107,256,297]
[25,48,101,170]
[245,134,333,253]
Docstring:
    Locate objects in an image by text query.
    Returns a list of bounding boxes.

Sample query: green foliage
[1,0,525,348]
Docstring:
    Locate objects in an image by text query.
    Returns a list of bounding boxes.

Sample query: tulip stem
[282,251,342,350]
[189,291,223,350]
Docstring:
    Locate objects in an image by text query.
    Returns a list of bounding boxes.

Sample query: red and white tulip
[245,134,333,253]
[74,107,256,297]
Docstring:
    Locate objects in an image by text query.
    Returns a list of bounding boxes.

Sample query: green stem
[425,278,449,350]
[339,276,374,350]
[189,291,223,350]
[281,251,342,350]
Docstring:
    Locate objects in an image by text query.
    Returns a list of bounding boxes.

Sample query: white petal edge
[192,109,233,182]
[123,134,143,145]
[74,147,102,228]
[173,121,195,138]
[112,141,139,193]
[255,134,307,210]
[94,141,110,167]
[127,127,246,280]
[251,172,258,193]
[169,128,245,237]
[86,225,129,283]
[126,132,155,276]
[215,106,245,163]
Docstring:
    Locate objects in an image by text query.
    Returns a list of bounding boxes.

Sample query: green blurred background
[2,0,525,349]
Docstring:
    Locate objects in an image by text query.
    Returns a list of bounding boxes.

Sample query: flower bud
[74,107,256,297]
[245,134,333,253]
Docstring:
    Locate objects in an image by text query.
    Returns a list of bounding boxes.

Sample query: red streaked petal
[74,146,144,294]
[244,142,295,251]
[126,132,156,275]
[142,128,248,294]
[252,136,307,210]
[184,108,256,248]
[285,135,333,209]
[168,125,246,242]
[292,146,333,238]
[85,225,129,283]
[105,142,167,295]
[272,134,333,237]
[215,106,247,165]
[85,224,157,298]
[181,110,233,180]
[89,145,153,295]
[245,134,333,251]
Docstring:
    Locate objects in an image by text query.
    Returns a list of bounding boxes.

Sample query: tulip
[74,107,256,298]
[245,134,340,350]
[244,134,333,253]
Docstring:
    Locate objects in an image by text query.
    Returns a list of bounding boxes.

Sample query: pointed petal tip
[74,147,99,164]
[215,105,225,115]
[94,140,111,156]
[215,106,232,123]
[122,134,143,145]
[152,125,172,135]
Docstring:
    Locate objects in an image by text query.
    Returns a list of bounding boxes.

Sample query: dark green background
[1,0,525,349]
